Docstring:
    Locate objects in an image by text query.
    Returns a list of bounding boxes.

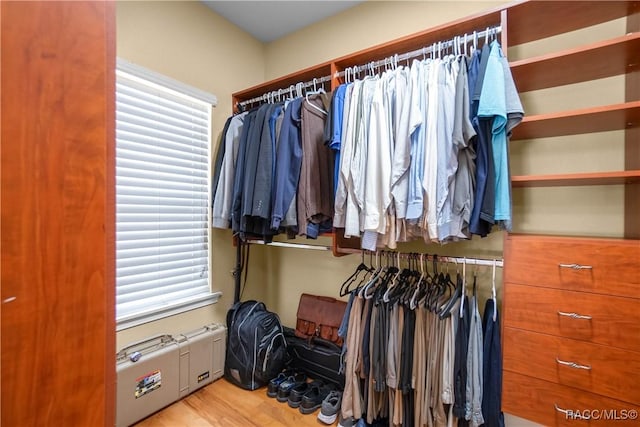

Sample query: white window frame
[115,58,220,331]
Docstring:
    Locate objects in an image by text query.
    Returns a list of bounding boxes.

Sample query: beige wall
[265,1,506,79]
[116,0,266,349]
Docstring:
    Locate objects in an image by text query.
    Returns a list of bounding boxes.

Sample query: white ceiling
[202,1,364,43]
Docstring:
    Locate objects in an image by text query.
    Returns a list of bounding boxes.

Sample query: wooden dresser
[502,234,640,426]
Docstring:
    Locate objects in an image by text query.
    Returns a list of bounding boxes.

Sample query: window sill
[116,292,222,331]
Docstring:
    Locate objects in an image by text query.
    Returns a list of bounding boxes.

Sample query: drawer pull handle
[559,263,593,270]
[554,404,570,415]
[557,311,592,320]
[556,357,591,370]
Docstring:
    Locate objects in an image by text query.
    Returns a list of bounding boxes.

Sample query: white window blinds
[115,61,218,326]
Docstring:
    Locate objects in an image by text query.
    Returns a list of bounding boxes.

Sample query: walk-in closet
[1,1,638,427]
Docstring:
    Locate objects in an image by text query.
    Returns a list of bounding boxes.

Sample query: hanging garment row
[337,253,503,427]
[212,81,334,241]
[212,28,523,248]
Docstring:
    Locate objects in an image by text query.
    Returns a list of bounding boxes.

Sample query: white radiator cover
[116,324,226,427]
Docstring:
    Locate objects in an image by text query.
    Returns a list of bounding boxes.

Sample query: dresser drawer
[503,371,640,427]
[504,235,640,298]
[503,283,640,352]
[503,327,640,405]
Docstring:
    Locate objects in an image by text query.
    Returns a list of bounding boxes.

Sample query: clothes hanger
[304,78,328,116]
[438,259,462,319]
[359,251,383,298]
[389,254,416,307]
[492,259,497,322]
[383,252,403,302]
[362,254,384,300]
[409,253,425,310]
[408,254,423,306]
[464,33,468,57]
[339,251,370,297]
[459,257,467,318]
[425,255,439,311]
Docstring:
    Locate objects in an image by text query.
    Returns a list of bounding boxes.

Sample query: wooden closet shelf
[506,0,637,46]
[512,170,640,187]
[511,101,640,140]
[511,33,640,92]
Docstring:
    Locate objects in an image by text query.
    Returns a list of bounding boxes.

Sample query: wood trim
[626,3,640,239]
[511,32,640,92]
[512,170,640,187]
[506,1,636,46]
[500,9,508,54]
[332,228,363,257]
[511,101,640,140]
[1,2,115,425]
[104,1,116,425]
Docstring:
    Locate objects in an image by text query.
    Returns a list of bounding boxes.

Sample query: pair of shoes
[276,373,307,402]
[317,390,342,424]
[299,383,336,415]
[266,370,293,398]
[287,380,322,408]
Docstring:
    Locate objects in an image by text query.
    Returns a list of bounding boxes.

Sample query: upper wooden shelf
[506,1,638,46]
[511,101,640,140]
[511,33,640,92]
[512,170,640,187]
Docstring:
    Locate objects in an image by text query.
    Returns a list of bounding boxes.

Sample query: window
[115,59,219,329]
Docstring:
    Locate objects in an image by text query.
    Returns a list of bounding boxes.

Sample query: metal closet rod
[245,239,331,251]
[244,239,502,267]
[237,75,332,109]
[364,250,503,268]
[236,25,501,109]
[335,25,502,80]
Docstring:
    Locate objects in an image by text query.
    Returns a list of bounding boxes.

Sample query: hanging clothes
[214,88,335,241]
[271,98,303,233]
[329,37,522,249]
[213,113,245,228]
[465,278,484,427]
[298,93,334,238]
[223,29,522,247]
[481,298,504,427]
[337,255,504,427]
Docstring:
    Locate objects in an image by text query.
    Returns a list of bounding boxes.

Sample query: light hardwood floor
[134,378,336,427]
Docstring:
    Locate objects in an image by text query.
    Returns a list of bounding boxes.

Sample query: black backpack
[224,300,287,390]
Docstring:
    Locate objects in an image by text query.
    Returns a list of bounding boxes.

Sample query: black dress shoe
[299,383,334,414]
[275,373,306,402]
[267,371,291,398]
[288,380,322,408]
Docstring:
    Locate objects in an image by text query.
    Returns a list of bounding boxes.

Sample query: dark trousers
[481,299,505,427]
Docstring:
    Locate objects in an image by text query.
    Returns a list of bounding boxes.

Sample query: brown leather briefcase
[294,293,347,346]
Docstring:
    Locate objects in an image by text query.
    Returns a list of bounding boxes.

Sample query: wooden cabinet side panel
[1,2,115,426]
